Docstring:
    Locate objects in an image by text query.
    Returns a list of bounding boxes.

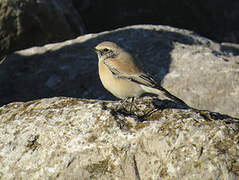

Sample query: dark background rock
[74,0,239,43]
[1,0,239,58]
[0,0,85,57]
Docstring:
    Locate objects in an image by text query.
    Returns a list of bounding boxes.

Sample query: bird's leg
[116,97,135,114]
[121,98,129,107]
[129,97,135,113]
[115,98,129,112]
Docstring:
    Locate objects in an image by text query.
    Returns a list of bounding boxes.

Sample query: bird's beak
[86,47,101,58]
[90,48,101,55]
[89,47,95,51]
[88,47,97,52]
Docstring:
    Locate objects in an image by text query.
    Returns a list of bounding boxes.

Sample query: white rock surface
[0,97,238,179]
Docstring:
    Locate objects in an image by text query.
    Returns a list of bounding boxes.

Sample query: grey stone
[0,25,239,118]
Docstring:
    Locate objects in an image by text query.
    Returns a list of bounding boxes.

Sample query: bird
[93,41,187,109]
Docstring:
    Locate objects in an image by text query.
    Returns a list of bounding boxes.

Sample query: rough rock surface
[0,0,85,57]
[0,25,239,118]
[0,97,238,179]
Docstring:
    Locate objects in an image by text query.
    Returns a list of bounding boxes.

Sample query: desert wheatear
[93,41,187,107]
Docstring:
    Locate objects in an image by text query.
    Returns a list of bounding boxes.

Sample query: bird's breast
[98,60,144,99]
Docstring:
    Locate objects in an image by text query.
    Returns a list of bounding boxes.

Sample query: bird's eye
[103,48,110,52]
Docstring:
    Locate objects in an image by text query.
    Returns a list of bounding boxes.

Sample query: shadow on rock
[0,26,203,107]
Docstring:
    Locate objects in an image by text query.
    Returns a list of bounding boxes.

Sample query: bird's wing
[103,58,158,88]
[103,58,188,106]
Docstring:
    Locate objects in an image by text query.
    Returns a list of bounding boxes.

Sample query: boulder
[0,97,238,179]
[0,0,85,57]
[74,0,239,43]
[0,25,239,118]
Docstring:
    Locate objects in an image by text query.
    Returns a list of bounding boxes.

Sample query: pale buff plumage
[93,41,186,105]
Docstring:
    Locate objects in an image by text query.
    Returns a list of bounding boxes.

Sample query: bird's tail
[141,85,188,106]
[157,86,188,106]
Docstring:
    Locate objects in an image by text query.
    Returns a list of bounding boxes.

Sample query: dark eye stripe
[103,48,109,52]
[100,49,119,60]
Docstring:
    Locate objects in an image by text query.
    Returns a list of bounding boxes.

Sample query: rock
[74,0,239,43]
[0,97,238,179]
[0,0,85,57]
[0,25,239,118]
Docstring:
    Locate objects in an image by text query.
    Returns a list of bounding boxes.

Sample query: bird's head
[93,41,121,61]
